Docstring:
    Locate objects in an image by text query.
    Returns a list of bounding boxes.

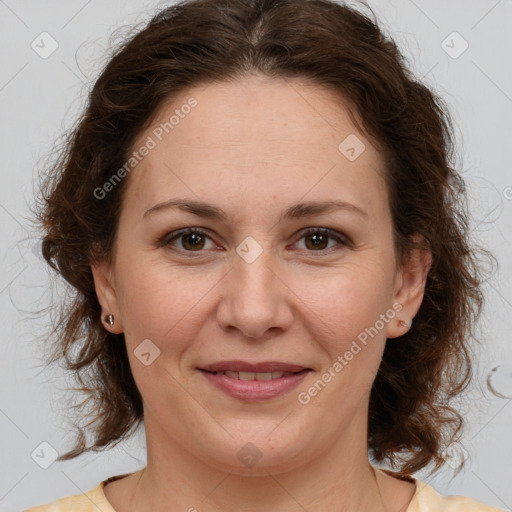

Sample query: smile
[198,361,312,401]
[209,371,296,380]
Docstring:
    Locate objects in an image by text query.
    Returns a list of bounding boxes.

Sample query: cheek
[114,256,222,414]
[295,260,395,342]
[291,266,394,417]
[114,253,220,354]
[292,260,395,396]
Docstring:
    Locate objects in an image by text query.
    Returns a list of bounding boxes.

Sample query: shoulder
[22,480,115,512]
[409,480,506,512]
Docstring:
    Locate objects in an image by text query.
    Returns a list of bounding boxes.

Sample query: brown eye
[304,232,329,250]
[161,228,215,252]
[181,232,206,251]
[296,228,348,252]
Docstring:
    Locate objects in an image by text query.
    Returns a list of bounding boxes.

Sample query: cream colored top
[23,473,506,512]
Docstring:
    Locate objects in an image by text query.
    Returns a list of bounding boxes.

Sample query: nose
[216,242,294,340]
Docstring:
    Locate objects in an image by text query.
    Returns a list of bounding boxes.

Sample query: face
[92,74,430,475]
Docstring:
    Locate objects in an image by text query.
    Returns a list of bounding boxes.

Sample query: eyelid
[294,227,351,251]
[157,227,215,250]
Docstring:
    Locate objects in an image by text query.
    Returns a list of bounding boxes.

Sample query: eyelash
[158,227,350,256]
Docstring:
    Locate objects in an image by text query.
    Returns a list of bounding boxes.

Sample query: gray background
[0,0,511,510]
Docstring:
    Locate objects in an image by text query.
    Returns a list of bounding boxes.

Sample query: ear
[90,258,124,334]
[386,234,432,339]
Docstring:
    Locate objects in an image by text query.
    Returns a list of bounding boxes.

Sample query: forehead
[123,74,388,221]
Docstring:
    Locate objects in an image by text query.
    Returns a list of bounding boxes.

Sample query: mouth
[198,361,312,401]
[203,370,303,380]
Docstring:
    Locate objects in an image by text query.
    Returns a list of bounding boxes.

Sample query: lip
[198,360,312,402]
[200,360,309,373]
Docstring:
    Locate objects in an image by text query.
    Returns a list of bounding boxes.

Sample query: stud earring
[399,320,409,328]
[104,314,114,328]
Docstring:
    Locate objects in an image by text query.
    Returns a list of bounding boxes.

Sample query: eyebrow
[142,198,368,221]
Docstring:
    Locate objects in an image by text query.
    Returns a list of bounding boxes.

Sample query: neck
[128,411,395,512]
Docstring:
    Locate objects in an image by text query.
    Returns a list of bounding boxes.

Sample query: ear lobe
[387,235,432,339]
[90,260,123,333]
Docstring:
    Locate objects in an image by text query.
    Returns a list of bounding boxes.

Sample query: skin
[92,73,432,512]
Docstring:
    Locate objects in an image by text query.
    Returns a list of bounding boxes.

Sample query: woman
[25,0,504,510]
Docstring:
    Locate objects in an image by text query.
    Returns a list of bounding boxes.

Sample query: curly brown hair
[36,0,486,476]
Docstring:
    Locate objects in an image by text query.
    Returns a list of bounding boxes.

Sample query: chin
[191,422,314,476]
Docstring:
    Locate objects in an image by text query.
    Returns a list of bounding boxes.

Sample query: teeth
[213,371,295,380]
[256,372,273,381]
